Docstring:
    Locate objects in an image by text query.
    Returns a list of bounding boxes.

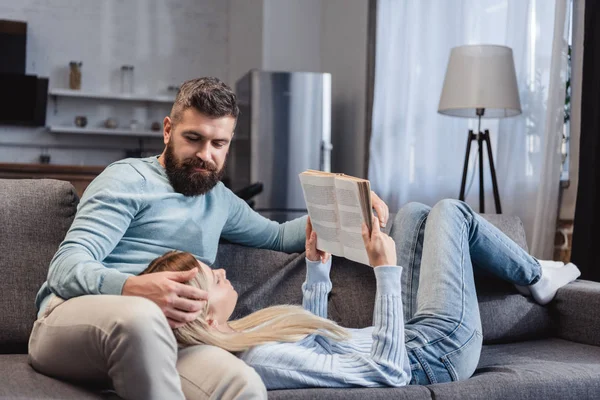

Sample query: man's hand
[370,190,389,228]
[122,269,208,328]
[306,217,331,263]
[361,216,397,267]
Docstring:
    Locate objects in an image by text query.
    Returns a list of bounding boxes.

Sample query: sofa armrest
[552,280,600,346]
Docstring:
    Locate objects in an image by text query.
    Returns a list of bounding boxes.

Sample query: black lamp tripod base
[458,129,502,214]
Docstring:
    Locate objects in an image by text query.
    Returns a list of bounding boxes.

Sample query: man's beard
[163,142,224,196]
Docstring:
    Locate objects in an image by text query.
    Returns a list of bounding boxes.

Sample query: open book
[299,170,373,266]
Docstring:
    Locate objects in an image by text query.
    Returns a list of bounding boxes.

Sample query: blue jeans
[389,200,541,385]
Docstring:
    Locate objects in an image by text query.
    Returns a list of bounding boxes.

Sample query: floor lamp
[438,45,522,214]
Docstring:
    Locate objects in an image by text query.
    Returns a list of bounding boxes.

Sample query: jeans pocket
[408,347,437,385]
[409,362,424,385]
[440,330,483,381]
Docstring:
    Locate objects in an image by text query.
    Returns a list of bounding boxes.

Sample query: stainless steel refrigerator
[226,70,332,223]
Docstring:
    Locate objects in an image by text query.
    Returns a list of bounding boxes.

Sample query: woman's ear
[206,317,219,330]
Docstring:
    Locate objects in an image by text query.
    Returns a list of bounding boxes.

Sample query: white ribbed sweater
[239,259,411,389]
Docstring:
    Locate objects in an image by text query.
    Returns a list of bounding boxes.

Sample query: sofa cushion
[475,214,552,344]
[426,338,600,399]
[0,179,78,352]
[553,279,600,346]
[0,354,116,399]
[268,385,432,399]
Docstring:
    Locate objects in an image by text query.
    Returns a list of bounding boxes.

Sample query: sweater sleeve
[301,257,332,318]
[368,266,409,380]
[241,265,411,389]
[46,164,144,299]
[220,186,307,253]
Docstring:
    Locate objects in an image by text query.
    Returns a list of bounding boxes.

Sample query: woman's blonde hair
[142,251,349,352]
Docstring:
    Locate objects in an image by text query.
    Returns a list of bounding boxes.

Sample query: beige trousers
[28,295,267,400]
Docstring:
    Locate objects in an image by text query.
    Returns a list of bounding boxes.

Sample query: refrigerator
[226,70,332,223]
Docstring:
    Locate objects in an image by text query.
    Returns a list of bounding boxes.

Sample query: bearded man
[28,77,389,400]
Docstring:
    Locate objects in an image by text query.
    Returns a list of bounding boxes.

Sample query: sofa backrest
[0,179,78,353]
[217,214,553,344]
[475,215,553,343]
[0,178,553,354]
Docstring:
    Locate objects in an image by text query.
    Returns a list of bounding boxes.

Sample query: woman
[142,199,580,388]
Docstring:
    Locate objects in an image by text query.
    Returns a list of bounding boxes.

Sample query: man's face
[161,108,235,196]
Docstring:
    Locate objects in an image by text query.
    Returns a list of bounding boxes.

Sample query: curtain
[571,0,600,282]
[369,0,569,258]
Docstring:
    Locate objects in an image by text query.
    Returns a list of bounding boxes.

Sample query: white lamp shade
[438,45,522,118]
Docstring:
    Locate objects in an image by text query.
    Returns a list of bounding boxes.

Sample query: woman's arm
[302,257,332,318]
[302,217,333,318]
[368,265,409,381]
[354,217,410,384]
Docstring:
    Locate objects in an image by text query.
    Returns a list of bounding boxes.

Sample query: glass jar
[69,61,82,90]
[120,65,134,94]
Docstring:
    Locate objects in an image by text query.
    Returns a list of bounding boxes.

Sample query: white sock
[538,260,566,269]
[529,262,581,305]
[514,259,566,296]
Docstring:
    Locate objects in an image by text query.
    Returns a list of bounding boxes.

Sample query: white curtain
[369,0,570,258]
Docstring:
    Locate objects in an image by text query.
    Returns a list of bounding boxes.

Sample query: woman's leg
[405,199,542,384]
[389,202,431,321]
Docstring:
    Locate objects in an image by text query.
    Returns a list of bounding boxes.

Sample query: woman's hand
[306,217,331,263]
[370,190,389,228]
[361,216,397,267]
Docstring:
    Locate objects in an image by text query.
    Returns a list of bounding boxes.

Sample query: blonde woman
[143,199,580,388]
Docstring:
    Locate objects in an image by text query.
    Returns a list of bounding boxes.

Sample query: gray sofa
[1,178,600,400]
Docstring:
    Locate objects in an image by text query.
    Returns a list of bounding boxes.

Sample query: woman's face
[197,260,238,326]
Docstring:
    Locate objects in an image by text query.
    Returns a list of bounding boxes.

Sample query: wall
[229,0,369,178]
[262,0,322,73]
[227,0,263,87]
[320,0,369,178]
[0,0,370,175]
[0,0,229,165]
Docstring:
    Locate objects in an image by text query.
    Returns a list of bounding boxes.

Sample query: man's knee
[225,364,267,400]
[178,345,267,399]
[110,296,176,353]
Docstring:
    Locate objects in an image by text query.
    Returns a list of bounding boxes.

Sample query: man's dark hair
[170,77,239,124]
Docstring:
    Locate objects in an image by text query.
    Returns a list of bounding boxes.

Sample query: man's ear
[163,116,172,145]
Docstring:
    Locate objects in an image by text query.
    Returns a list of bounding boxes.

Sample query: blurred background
[0,0,595,278]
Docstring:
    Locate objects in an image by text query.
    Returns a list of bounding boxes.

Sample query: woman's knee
[393,202,430,229]
[431,199,472,218]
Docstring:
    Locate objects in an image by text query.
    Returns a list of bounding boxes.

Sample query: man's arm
[220,186,389,253]
[46,164,144,299]
[220,186,307,253]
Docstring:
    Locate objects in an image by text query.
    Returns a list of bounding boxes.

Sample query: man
[28,77,389,400]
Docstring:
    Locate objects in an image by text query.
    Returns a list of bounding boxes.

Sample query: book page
[299,173,344,256]
[334,178,370,265]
